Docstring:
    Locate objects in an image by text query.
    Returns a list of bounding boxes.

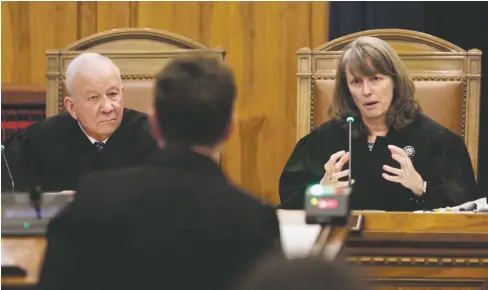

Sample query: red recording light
[317,199,338,209]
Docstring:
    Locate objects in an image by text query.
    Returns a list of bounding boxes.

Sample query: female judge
[278,36,479,211]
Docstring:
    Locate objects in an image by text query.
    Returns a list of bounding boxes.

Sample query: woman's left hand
[382,145,424,196]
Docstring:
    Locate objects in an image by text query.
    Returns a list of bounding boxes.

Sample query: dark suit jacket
[36,147,282,290]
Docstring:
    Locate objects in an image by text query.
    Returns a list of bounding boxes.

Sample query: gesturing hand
[382,145,424,196]
[320,150,355,188]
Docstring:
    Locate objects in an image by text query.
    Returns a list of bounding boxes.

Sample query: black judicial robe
[2,108,158,192]
[278,114,479,211]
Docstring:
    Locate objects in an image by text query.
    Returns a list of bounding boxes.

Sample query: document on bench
[277,210,321,259]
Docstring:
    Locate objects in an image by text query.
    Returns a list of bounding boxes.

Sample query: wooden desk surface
[2,211,488,287]
[350,210,488,242]
[2,237,46,287]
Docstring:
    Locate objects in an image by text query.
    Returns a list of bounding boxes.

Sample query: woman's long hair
[328,36,421,138]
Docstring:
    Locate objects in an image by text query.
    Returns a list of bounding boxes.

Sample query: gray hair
[64,53,121,96]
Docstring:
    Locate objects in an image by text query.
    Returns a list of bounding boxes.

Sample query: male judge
[36,57,283,290]
[2,53,158,192]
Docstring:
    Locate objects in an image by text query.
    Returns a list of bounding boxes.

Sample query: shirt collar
[78,122,109,144]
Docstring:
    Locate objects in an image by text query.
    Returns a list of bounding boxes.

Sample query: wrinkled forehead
[72,65,122,94]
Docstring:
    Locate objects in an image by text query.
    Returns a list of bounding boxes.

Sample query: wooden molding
[1,84,45,93]
[1,84,46,105]
[348,256,488,267]
[63,28,209,51]
[315,28,466,52]
[367,278,488,290]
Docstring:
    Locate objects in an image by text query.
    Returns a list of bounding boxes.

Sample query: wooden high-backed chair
[45,28,225,117]
[297,29,482,178]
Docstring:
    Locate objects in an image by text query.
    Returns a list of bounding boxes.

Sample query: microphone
[303,116,361,261]
[346,116,355,186]
[29,185,43,219]
[2,145,42,218]
[1,145,15,192]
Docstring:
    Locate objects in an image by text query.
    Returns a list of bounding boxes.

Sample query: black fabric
[1,108,158,192]
[35,147,283,290]
[278,114,480,211]
[422,1,488,196]
[328,1,488,201]
[329,1,425,40]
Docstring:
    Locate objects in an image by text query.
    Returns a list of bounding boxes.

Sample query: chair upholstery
[296,29,482,178]
[45,28,225,117]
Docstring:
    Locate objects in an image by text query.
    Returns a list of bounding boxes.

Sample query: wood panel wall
[1,1,329,204]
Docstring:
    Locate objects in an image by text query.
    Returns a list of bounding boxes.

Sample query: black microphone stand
[1,145,15,192]
[307,116,361,261]
[29,185,43,219]
[347,117,353,185]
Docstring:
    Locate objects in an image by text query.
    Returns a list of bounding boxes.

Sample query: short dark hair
[154,56,236,147]
[329,36,421,138]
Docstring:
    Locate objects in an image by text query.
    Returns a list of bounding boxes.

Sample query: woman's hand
[382,145,424,196]
[321,150,355,188]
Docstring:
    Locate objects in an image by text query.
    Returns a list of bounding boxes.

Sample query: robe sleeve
[278,131,330,209]
[417,130,479,209]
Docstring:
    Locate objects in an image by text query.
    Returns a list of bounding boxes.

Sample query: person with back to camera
[35,56,283,290]
[234,256,367,290]
[278,36,479,211]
